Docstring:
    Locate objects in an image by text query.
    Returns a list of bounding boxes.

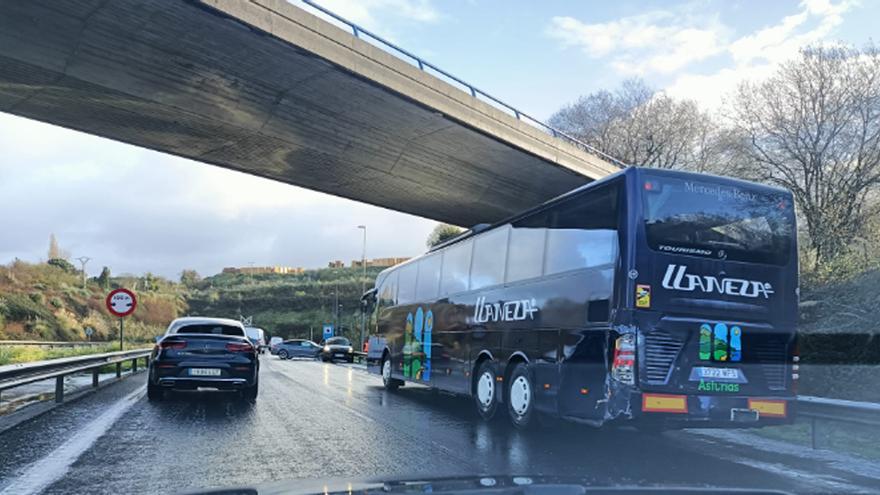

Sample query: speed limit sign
[105,288,137,317]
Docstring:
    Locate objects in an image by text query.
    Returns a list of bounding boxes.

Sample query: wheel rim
[280,351,287,358]
[510,376,531,416]
[382,359,392,383]
[477,371,495,408]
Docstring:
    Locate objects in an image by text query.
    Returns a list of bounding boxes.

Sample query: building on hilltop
[328,260,345,268]
[350,257,411,268]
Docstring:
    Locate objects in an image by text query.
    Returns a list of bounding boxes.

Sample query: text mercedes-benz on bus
[364,167,798,429]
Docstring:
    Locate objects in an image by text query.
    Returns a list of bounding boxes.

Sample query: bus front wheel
[507,362,536,429]
[474,361,499,420]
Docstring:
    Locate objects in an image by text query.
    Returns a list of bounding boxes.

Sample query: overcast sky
[1,0,874,279]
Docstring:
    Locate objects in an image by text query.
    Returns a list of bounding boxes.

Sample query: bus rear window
[642,176,794,265]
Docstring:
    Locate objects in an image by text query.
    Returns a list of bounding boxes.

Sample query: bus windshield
[642,175,794,265]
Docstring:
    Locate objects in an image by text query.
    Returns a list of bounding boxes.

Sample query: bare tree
[549,78,721,170]
[730,45,880,265]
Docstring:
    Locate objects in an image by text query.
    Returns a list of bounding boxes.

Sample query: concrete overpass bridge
[0,0,621,226]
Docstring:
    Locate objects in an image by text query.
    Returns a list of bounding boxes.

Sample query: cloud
[292,0,439,35]
[665,0,856,110]
[0,113,436,279]
[547,9,727,75]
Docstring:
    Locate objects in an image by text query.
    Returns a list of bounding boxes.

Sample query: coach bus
[364,167,798,429]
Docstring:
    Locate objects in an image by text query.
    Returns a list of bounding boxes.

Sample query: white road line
[1,386,144,495]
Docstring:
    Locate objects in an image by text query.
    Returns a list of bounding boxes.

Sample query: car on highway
[148,317,259,401]
[320,336,354,362]
[269,336,284,355]
[276,339,322,359]
[245,326,267,354]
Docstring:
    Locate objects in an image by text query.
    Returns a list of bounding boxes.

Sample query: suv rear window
[175,324,245,336]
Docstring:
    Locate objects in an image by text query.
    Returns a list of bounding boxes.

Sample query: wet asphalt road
[0,358,878,494]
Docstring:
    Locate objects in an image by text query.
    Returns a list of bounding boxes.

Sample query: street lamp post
[357,225,367,349]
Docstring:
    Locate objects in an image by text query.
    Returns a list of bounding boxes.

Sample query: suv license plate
[189,368,221,377]
[730,408,759,423]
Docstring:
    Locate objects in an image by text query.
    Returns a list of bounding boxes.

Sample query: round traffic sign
[105,288,137,317]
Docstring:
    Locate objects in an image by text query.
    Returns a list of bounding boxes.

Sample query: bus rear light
[611,334,635,385]
[579,388,589,395]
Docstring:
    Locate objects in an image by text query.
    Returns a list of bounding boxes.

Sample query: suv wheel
[278,349,289,359]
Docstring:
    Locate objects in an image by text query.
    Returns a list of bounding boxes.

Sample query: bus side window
[416,254,441,301]
[470,227,509,290]
[379,271,398,308]
[544,184,619,275]
[397,263,418,305]
[440,240,472,297]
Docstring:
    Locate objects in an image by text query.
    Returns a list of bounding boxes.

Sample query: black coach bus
[364,167,798,429]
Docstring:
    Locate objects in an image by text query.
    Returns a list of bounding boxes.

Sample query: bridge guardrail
[797,395,880,449]
[0,349,151,404]
[296,0,627,169]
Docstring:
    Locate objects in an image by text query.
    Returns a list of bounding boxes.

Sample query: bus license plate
[689,366,745,383]
[189,368,221,377]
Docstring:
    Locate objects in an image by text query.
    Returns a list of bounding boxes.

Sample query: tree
[729,45,880,265]
[96,266,111,290]
[549,78,723,171]
[180,269,201,287]
[426,223,464,248]
[47,258,76,273]
[48,234,61,260]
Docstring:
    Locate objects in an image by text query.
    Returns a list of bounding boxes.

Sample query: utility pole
[334,272,339,332]
[357,225,367,349]
[75,256,91,289]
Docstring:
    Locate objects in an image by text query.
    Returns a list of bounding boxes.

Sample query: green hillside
[0,259,185,343]
[186,266,385,343]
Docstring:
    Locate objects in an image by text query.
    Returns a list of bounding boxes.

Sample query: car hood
[179,474,792,495]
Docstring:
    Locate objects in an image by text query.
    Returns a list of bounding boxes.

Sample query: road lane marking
[1,386,144,495]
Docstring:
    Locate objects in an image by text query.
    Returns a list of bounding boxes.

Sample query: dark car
[320,336,354,362]
[148,317,259,401]
[276,339,322,359]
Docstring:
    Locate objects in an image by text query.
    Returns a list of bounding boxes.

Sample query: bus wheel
[474,361,498,420]
[507,363,536,429]
[382,355,402,391]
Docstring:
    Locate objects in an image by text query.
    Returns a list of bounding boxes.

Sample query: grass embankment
[755,421,880,461]
[0,342,152,367]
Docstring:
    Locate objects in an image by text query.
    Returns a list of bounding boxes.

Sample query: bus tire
[473,360,499,421]
[382,354,402,391]
[506,362,536,429]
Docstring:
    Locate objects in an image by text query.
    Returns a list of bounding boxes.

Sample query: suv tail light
[158,340,187,350]
[611,333,636,385]
[226,342,255,353]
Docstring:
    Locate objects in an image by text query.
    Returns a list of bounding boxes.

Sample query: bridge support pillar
[55,376,64,403]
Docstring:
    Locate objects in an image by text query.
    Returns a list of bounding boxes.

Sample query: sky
[1,0,876,279]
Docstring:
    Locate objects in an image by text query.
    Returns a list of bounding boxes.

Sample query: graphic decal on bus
[698,323,743,362]
[661,264,774,299]
[473,296,538,324]
[403,307,433,381]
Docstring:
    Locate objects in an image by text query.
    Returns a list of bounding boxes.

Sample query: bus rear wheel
[382,355,402,391]
[507,362,536,429]
[474,361,499,420]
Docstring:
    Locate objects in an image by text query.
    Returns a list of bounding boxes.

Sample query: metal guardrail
[296,0,627,170]
[0,340,108,348]
[797,395,880,449]
[0,349,152,404]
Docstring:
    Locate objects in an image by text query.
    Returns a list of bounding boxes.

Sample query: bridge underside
[0,0,614,226]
